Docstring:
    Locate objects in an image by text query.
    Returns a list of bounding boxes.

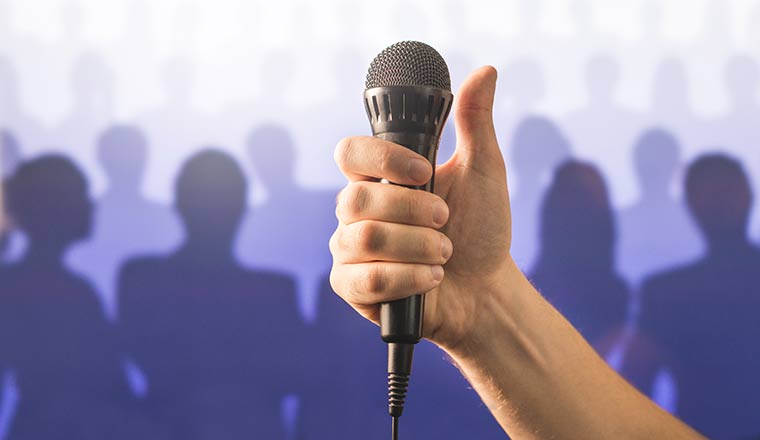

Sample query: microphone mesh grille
[365,41,451,91]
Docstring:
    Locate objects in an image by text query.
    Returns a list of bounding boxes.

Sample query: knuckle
[363,265,387,296]
[340,182,371,220]
[403,190,422,223]
[355,221,385,254]
[329,268,347,300]
[376,146,394,175]
[411,265,434,290]
[334,136,354,169]
[328,229,341,255]
[417,231,437,259]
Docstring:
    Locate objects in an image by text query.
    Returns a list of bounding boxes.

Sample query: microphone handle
[375,131,440,346]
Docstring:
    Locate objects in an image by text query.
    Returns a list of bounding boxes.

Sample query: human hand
[329,66,513,352]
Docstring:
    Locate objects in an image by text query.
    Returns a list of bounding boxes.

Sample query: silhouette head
[652,57,690,115]
[724,55,759,108]
[539,160,615,269]
[585,54,620,103]
[1,129,21,178]
[685,154,752,244]
[97,125,148,191]
[502,58,545,111]
[511,116,572,186]
[633,128,681,196]
[6,155,92,251]
[246,124,296,190]
[175,149,247,248]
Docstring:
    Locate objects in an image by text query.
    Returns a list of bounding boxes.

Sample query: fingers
[453,66,503,173]
[336,181,450,228]
[330,262,444,306]
[330,220,453,265]
[335,136,433,185]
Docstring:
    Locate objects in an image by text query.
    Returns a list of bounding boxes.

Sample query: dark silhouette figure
[530,161,629,353]
[710,56,760,239]
[0,155,158,440]
[508,116,573,271]
[67,125,181,319]
[637,154,760,439]
[119,150,302,440]
[297,278,387,440]
[235,124,337,321]
[1,130,21,261]
[618,129,701,287]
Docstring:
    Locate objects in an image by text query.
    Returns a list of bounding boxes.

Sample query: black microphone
[363,41,454,439]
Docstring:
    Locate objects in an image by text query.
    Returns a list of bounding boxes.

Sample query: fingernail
[431,265,444,282]
[407,158,430,183]
[441,237,453,260]
[433,202,448,226]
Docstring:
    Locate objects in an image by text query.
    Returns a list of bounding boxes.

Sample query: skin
[329,66,705,439]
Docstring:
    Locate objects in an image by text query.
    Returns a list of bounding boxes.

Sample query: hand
[329,66,513,351]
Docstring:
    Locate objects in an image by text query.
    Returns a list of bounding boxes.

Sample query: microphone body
[364,85,453,346]
[364,83,453,418]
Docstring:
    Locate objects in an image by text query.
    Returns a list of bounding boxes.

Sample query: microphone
[363,41,454,439]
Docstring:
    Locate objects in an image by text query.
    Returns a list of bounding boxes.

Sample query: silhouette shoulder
[247,269,296,292]
[640,259,702,300]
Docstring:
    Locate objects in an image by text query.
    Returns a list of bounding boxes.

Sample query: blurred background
[1,0,760,438]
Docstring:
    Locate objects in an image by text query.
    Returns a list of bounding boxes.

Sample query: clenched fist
[329,66,513,352]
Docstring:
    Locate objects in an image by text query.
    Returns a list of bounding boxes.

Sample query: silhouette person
[637,154,760,439]
[530,160,629,353]
[508,116,573,271]
[649,57,701,150]
[500,57,546,126]
[711,55,760,238]
[297,278,387,440]
[618,129,701,287]
[1,129,21,261]
[139,57,211,201]
[565,54,642,204]
[119,149,302,440]
[67,125,181,319]
[0,155,154,440]
[235,124,337,321]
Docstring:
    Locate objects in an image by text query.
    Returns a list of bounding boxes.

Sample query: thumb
[452,66,501,168]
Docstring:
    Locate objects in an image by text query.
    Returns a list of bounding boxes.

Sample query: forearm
[440,258,704,440]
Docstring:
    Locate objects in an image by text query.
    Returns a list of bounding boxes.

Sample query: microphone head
[365,41,451,92]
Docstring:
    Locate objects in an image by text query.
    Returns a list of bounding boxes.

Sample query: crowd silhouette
[2,1,760,439]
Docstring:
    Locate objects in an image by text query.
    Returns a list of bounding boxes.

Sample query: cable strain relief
[388,372,410,418]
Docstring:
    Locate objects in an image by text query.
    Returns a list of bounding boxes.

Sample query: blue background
[1,0,760,438]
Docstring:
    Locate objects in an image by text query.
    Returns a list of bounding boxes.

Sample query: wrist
[438,256,537,363]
